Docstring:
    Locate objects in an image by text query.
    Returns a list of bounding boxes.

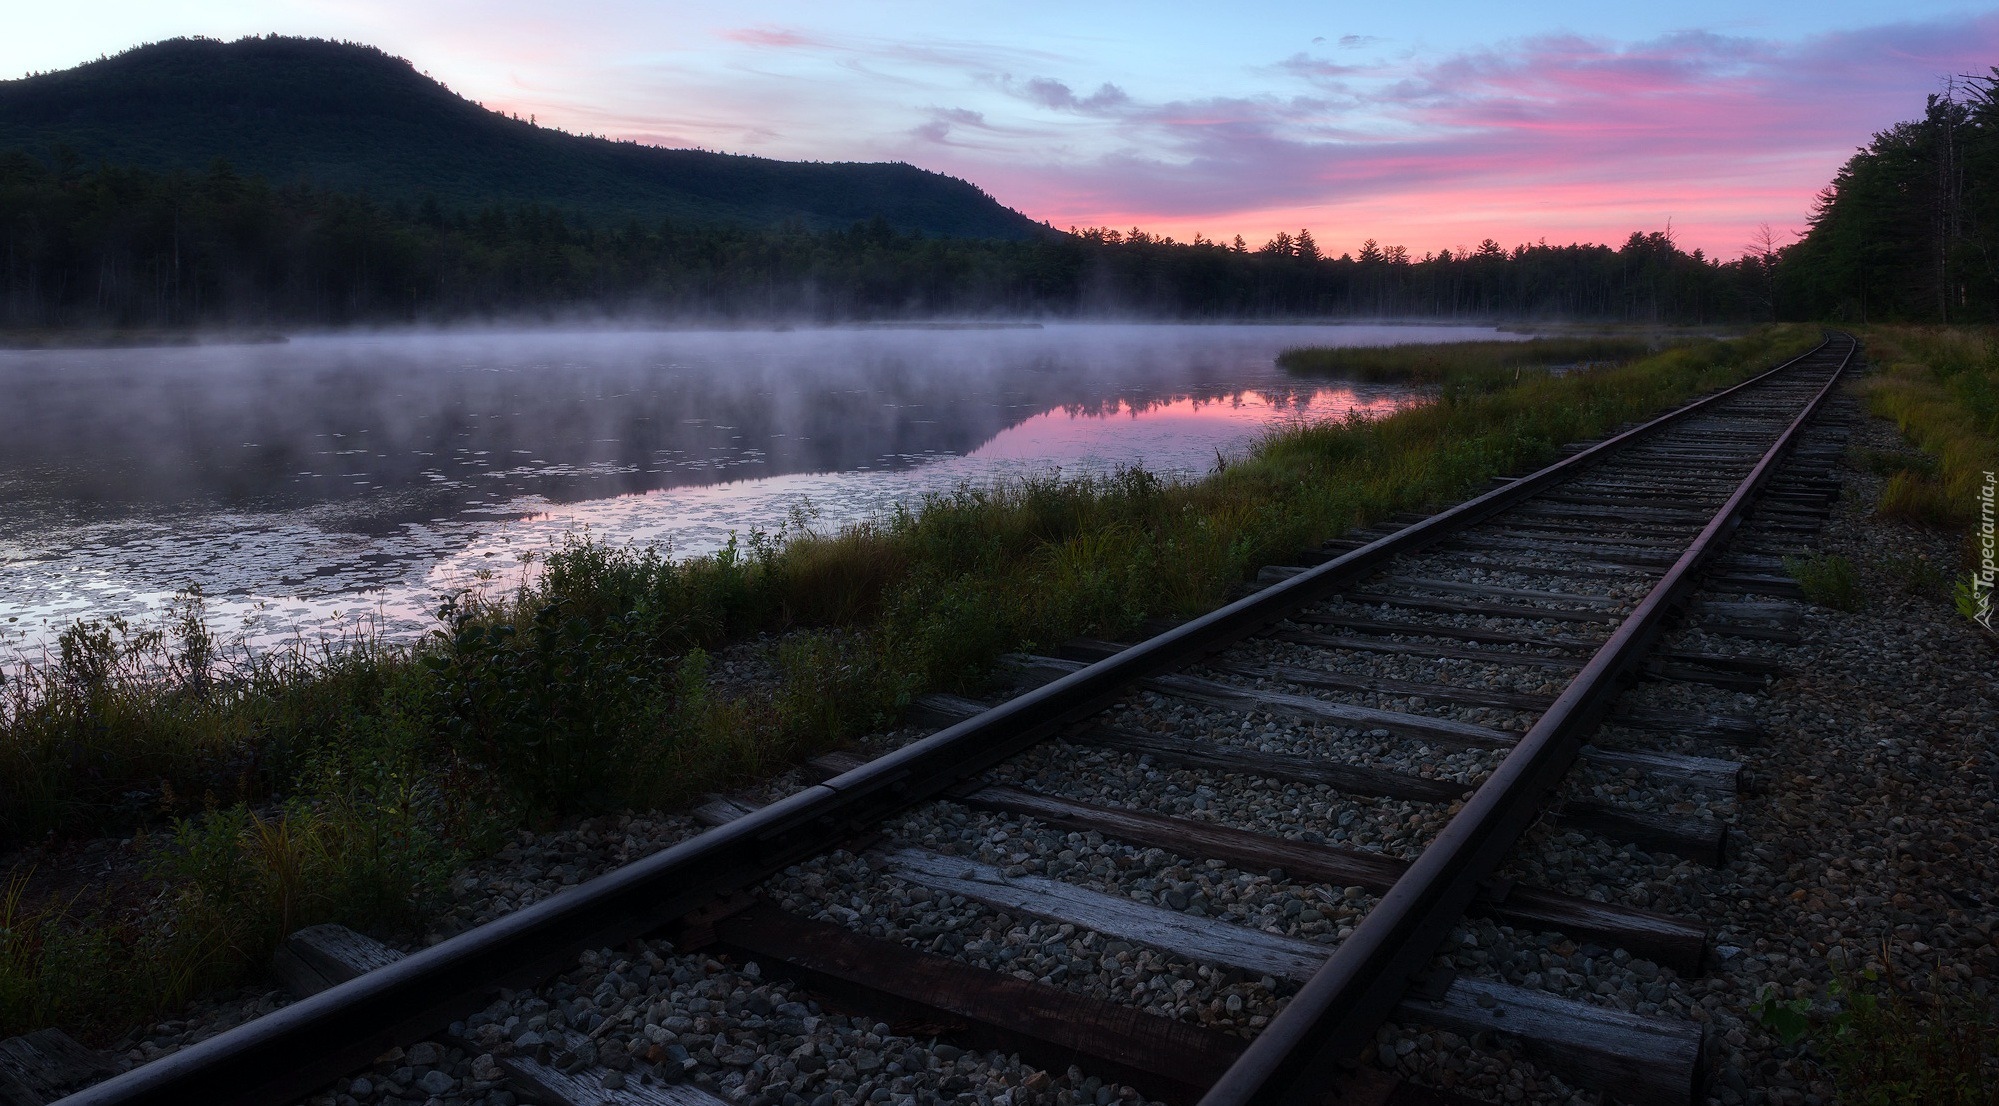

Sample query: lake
[0,322,1513,656]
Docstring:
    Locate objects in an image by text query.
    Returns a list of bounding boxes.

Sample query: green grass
[1,795,459,1038]
[1785,553,1865,612]
[1853,327,1998,632]
[1877,471,1972,528]
[1857,327,1998,531]
[0,591,419,844]
[1852,446,1939,479]
[1275,336,1669,387]
[0,324,1819,1040]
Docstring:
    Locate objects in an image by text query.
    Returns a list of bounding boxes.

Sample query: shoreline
[0,330,289,351]
[0,317,1724,352]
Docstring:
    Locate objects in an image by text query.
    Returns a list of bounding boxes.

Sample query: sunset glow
[7,1,1995,257]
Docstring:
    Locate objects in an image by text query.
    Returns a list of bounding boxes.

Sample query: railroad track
[49,333,1856,1106]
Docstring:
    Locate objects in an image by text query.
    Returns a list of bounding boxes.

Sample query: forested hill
[0,36,1045,239]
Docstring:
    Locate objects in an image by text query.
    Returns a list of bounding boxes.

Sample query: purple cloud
[925,14,1999,255]
[910,106,990,144]
[1013,77,1132,112]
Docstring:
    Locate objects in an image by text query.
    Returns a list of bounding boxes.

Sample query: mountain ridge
[0,35,1047,238]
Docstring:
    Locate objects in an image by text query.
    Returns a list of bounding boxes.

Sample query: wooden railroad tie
[274,926,729,1106]
[876,848,1705,1106]
[0,1029,118,1106]
[778,756,1712,971]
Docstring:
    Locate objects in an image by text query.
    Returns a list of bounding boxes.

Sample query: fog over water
[0,322,1513,656]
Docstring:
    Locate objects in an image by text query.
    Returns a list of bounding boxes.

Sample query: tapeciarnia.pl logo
[1973,470,1996,630]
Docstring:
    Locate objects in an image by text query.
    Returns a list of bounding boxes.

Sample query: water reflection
[0,322,1507,654]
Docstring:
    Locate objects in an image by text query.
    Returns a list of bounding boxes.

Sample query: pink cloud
[720,26,820,49]
[460,10,1997,259]
[925,14,1999,257]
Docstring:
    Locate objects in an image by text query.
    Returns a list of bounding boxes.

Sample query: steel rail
[58,335,1838,1106]
[1198,334,1855,1106]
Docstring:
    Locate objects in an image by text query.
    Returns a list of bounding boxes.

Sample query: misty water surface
[0,322,1512,655]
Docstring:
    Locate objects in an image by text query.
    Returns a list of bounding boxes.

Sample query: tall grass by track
[1855,327,1998,527]
[1851,326,1998,626]
[0,324,1818,1040]
[1275,335,1669,386]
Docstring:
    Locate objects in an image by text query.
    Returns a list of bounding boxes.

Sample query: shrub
[422,595,655,817]
[1784,553,1865,612]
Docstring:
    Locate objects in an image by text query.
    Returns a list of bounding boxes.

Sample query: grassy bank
[1275,335,1669,386]
[1851,326,1998,625]
[0,325,1817,1040]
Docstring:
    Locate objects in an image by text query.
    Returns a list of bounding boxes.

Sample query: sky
[8,2,1999,258]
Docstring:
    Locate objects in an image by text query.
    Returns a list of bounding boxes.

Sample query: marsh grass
[1275,336,1667,387]
[0,585,432,841]
[0,324,1818,1039]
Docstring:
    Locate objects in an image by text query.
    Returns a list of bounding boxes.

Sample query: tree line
[1776,70,1999,323]
[0,146,1798,328]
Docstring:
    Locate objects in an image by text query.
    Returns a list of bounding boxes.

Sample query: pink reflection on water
[970,387,1411,464]
[418,384,1422,612]
[2,381,1423,660]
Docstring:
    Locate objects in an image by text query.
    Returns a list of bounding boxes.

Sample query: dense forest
[0,151,1767,326]
[1776,71,1999,323]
